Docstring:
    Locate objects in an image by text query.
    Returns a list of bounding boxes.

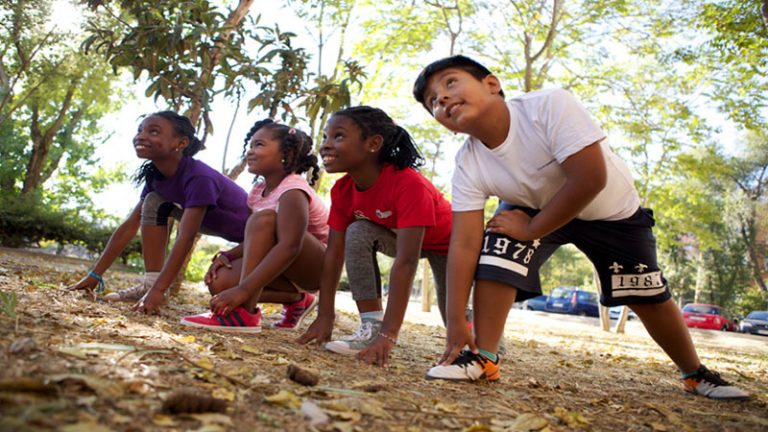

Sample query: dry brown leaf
[553,407,589,429]
[510,413,550,431]
[47,374,124,398]
[59,422,112,432]
[265,390,302,409]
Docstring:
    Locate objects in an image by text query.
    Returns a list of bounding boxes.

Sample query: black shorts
[475,204,671,307]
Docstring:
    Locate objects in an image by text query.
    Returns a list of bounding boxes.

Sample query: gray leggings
[345,220,448,323]
[141,191,218,236]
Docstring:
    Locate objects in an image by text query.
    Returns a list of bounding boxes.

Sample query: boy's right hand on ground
[67,275,98,291]
[439,319,477,366]
[203,255,232,285]
[296,314,334,345]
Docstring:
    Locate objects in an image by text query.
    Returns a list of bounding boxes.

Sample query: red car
[682,303,737,331]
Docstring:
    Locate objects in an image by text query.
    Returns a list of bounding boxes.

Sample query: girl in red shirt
[298,106,452,368]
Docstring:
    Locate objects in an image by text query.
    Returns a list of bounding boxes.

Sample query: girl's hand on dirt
[209,286,248,316]
[357,335,394,368]
[67,275,98,291]
[204,255,232,285]
[134,289,166,315]
[486,209,535,241]
[296,314,335,345]
[439,318,477,366]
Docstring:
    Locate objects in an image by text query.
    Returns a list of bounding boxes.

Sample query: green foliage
[539,245,595,293]
[0,290,18,318]
[184,240,221,282]
[0,192,141,261]
[733,286,768,317]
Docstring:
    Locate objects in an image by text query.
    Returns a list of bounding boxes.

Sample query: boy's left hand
[357,335,394,368]
[486,209,535,241]
[134,289,166,315]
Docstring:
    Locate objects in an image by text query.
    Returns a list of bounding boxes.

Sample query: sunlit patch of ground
[1,247,766,431]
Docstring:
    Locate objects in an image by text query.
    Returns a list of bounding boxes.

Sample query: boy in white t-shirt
[412,55,749,400]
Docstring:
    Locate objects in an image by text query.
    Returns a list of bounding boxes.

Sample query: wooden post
[421,262,432,312]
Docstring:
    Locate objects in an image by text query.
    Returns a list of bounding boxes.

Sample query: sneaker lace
[351,321,374,340]
[699,368,730,386]
[451,350,479,367]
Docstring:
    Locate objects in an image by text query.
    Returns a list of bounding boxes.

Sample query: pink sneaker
[272,293,319,329]
[180,306,262,333]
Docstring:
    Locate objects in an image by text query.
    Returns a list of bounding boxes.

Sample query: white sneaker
[325,318,382,355]
[425,350,501,382]
[682,365,750,400]
[103,283,149,302]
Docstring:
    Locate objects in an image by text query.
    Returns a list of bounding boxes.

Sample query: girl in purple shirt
[68,111,250,314]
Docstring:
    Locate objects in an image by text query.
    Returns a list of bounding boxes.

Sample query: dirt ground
[0,247,766,432]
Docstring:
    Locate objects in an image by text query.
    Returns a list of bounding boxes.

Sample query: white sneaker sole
[324,341,362,356]
[180,318,262,333]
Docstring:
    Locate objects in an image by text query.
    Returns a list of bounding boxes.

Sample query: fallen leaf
[510,413,549,431]
[48,374,124,398]
[554,407,589,429]
[189,413,233,426]
[265,390,301,409]
[195,357,214,369]
[153,414,178,426]
[178,335,197,344]
[60,422,112,432]
[435,402,460,413]
[463,424,492,432]
[9,337,36,354]
[241,345,260,354]
[212,387,235,401]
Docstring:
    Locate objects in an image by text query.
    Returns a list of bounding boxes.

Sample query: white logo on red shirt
[375,209,392,219]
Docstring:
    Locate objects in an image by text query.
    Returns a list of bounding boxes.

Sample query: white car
[609,306,638,320]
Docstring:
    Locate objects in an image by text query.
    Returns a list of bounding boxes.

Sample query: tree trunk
[741,225,768,292]
[21,80,76,193]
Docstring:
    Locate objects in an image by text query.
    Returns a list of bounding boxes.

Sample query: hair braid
[331,106,425,170]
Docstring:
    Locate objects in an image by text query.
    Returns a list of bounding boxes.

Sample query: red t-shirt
[328,164,452,254]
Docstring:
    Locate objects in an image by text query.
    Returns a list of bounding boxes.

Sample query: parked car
[522,295,548,311]
[545,287,599,317]
[739,311,768,336]
[609,306,638,320]
[682,303,737,331]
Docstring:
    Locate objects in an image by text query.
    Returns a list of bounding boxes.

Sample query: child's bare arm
[68,202,142,291]
[135,206,206,314]
[440,210,485,365]
[487,141,607,241]
[296,229,345,344]
[358,226,424,367]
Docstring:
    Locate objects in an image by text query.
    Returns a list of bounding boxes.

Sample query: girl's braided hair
[133,111,204,185]
[331,106,425,170]
[242,119,319,186]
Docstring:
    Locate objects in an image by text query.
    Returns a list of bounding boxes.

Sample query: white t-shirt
[451,88,640,221]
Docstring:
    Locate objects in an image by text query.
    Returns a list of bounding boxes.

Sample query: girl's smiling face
[246,127,285,177]
[320,115,378,174]
[133,115,187,160]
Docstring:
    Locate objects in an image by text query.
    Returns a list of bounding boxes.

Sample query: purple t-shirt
[140,157,250,242]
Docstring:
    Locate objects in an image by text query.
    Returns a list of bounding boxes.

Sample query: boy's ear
[483,74,502,96]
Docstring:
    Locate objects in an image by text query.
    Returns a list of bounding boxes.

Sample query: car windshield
[550,288,573,299]
[746,311,768,320]
[683,305,719,315]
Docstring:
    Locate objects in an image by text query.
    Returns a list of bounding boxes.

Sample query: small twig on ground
[386,406,494,421]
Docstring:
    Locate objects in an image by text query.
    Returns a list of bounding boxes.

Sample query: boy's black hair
[133,111,204,186]
[412,55,505,112]
[242,119,320,186]
[332,106,425,170]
